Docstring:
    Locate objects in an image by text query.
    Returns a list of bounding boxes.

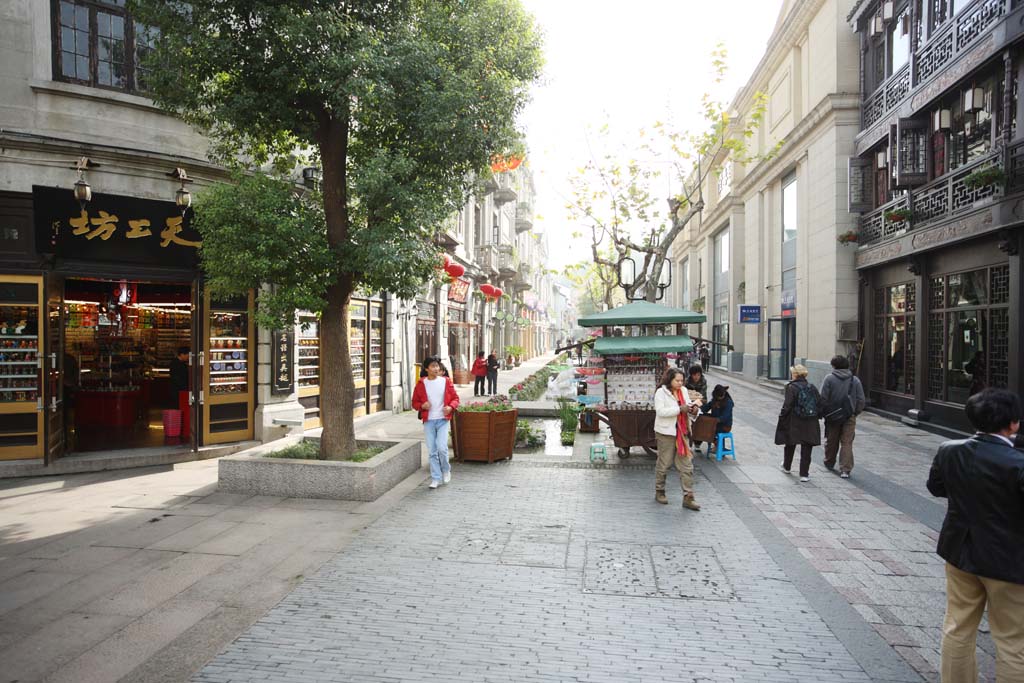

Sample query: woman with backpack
[775,364,821,482]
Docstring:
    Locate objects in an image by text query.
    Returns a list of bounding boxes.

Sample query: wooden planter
[453,368,473,385]
[452,409,518,463]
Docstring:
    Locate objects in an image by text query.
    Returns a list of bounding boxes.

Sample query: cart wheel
[642,444,657,457]
[618,448,629,458]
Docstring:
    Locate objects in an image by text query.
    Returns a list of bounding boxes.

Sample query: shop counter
[75,389,141,428]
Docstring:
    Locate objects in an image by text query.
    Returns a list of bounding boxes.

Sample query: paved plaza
[0,359,1000,682]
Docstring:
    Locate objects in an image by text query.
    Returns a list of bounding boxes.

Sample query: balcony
[858,150,1006,245]
[475,244,499,277]
[493,173,517,205]
[515,199,534,233]
[858,0,1018,139]
[497,244,517,277]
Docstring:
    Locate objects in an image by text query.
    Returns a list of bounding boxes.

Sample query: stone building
[670,0,862,385]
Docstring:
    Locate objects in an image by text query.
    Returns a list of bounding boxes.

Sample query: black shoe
[825,463,835,470]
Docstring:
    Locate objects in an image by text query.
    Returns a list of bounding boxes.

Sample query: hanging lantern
[494,288,504,298]
[445,262,465,279]
[932,108,951,131]
[876,149,888,169]
[480,283,496,298]
[963,87,985,113]
[881,0,894,21]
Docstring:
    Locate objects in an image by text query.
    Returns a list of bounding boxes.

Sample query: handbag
[691,415,719,442]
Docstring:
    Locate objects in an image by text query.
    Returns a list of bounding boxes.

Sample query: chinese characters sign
[447,277,471,303]
[271,330,294,395]
[33,186,202,268]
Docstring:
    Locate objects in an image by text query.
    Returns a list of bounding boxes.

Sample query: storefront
[861,229,1022,432]
[0,186,258,463]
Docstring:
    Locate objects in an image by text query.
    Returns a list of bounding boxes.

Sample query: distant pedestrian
[411,356,460,489]
[819,355,866,479]
[653,367,701,511]
[699,343,710,372]
[685,365,708,450]
[701,384,734,456]
[486,350,500,395]
[775,364,821,482]
[471,351,487,396]
[926,389,1024,682]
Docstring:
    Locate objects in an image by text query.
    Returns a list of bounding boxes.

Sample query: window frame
[51,0,150,94]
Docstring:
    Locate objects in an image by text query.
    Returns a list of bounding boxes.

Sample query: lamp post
[618,256,672,301]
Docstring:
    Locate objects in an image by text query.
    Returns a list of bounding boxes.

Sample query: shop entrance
[62,278,194,453]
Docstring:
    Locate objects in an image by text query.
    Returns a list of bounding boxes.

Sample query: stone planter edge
[218,435,423,501]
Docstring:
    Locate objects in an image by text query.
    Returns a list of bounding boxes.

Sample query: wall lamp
[169,167,192,215]
[72,156,98,209]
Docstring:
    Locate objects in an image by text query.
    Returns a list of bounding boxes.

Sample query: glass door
[0,275,44,460]
[297,313,320,429]
[350,300,368,417]
[369,301,384,413]
[45,274,65,463]
[202,291,254,445]
[768,318,793,380]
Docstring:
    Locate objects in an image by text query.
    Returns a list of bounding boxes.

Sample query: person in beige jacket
[653,367,701,511]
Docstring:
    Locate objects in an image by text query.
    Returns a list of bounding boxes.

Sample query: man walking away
[927,389,1024,682]
[820,355,865,479]
[486,350,499,396]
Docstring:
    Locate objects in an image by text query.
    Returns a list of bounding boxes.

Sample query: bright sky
[519,0,786,271]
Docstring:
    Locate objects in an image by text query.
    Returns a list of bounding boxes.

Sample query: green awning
[577,301,706,327]
[594,334,694,355]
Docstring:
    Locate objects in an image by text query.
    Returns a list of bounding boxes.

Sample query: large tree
[130,0,543,458]
[565,48,776,306]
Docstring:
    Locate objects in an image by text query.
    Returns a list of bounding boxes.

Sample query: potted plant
[837,229,859,245]
[883,207,912,223]
[451,395,518,463]
[690,296,705,314]
[962,166,1006,191]
[504,345,516,368]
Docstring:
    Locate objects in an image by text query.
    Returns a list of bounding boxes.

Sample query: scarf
[674,388,690,457]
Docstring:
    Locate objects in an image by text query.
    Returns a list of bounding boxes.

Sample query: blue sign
[738,305,762,324]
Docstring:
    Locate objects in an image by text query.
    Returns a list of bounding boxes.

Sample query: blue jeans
[423,419,451,482]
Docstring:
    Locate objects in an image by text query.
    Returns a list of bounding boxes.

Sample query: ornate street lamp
[72,156,94,209]
[170,167,192,216]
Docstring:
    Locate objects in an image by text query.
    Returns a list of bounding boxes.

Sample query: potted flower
[884,208,912,224]
[837,229,859,245]
[451,395,518,463]
[962,166,1006,191]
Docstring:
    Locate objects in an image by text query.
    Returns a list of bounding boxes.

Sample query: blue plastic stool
[589,443,607,463]
[713,432,736,461]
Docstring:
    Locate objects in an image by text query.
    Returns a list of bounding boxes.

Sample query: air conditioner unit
[837,321,859,342]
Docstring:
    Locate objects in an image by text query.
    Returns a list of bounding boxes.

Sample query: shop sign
[738,305,762,324]
[271,330,294,395]
[781,290,796,318]
[447,277,471,303]
[33,186,202,268]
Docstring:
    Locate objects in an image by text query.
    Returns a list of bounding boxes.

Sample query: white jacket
[654,385,692,436]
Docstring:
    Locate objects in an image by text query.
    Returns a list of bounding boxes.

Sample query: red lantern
[445,262,465,279]
[441,253,451,269]
[480,284,495,297]
[494,287,503,298]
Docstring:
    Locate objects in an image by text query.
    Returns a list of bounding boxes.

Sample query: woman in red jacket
[411,356,461,489]
[471,351,487,396]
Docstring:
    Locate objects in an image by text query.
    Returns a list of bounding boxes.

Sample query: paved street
[0,361,997,682]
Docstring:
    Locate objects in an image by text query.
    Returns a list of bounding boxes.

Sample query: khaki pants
[941,562,1024,682]
[655,432,694,498]
[823,415,857,473]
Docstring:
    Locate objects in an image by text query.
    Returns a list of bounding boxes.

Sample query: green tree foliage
[130,0,544,458]
[565,46,778,304]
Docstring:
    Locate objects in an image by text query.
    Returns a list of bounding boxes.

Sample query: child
[411,356,460,489]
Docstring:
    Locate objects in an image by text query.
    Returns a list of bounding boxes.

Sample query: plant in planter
[557,397,579,432]
[962,166,1006,191]
[560,429,576,446]
[690,296,705,314]
[883,208,912,223]
[452,395,517,463]
[514,419,545,449]
[837,229,860,245]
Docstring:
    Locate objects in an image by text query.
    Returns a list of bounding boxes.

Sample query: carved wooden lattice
[956,0,1007,50]
[930,276,945,309]
[906,314,916,395]
[927,312,944,399]
[989,308,1009,388]
[916,31,954,82]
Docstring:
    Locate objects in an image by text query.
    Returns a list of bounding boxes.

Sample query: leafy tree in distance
[565,46,778,305]
[129,0,543,459]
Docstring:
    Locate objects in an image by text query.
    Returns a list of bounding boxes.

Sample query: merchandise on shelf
[209,311,248,395]
[0,304,40,403]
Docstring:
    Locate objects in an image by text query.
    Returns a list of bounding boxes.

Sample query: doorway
[768,318,796,380]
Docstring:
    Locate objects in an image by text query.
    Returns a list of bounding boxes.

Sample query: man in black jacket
[927,388,1024,681]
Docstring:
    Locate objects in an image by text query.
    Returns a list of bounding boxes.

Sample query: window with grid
[874,282,915,395]
[53,0,157,93]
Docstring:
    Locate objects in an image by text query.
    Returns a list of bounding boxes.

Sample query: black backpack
[822,376,855,425]
[793,383,819,418]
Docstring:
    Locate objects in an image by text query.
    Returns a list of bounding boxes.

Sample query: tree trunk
[317,114,357,460]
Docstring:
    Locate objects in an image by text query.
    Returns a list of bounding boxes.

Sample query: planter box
[453,368,473,385]
[218,436,421,501]
[452,409,517,463]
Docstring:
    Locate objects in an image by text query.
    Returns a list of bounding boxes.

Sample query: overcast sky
[518,0,786,270]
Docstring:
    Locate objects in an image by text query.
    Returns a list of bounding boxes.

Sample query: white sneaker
[840,472,850,479]
[781,465,791,474]
[443,471,451,484]
[428,480,440,489]
[799,476,810,483]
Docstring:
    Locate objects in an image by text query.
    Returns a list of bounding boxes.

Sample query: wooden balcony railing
[863,64,910,129]
[858,150,1005,245]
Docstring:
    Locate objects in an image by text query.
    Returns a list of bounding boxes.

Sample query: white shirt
[984,432,1015,448]
[423,377,447,421]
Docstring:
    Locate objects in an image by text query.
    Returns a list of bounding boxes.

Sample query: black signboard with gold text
[33,186,202,268]
[271,330,294,395]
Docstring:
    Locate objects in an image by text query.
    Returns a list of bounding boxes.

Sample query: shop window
[53,0,154,93]
[874,282,915,395]
[895,118,928,188]
[925,265,1009,403]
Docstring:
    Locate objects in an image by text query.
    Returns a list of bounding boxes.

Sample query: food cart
[576,302,705,457]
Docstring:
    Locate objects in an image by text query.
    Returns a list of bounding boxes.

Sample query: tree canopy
[131,0,544,457]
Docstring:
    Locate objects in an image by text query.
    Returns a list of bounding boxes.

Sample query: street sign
[738,305,762,324]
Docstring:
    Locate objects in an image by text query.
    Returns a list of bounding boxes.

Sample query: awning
[594,334,694,355]
[577,301,706,327]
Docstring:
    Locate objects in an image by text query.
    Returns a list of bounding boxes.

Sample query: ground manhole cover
[440,526,571,568]
[584,542,735,600]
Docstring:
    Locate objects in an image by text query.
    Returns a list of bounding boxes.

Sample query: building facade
[846,0,1024,431]
[670,0,862,386]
